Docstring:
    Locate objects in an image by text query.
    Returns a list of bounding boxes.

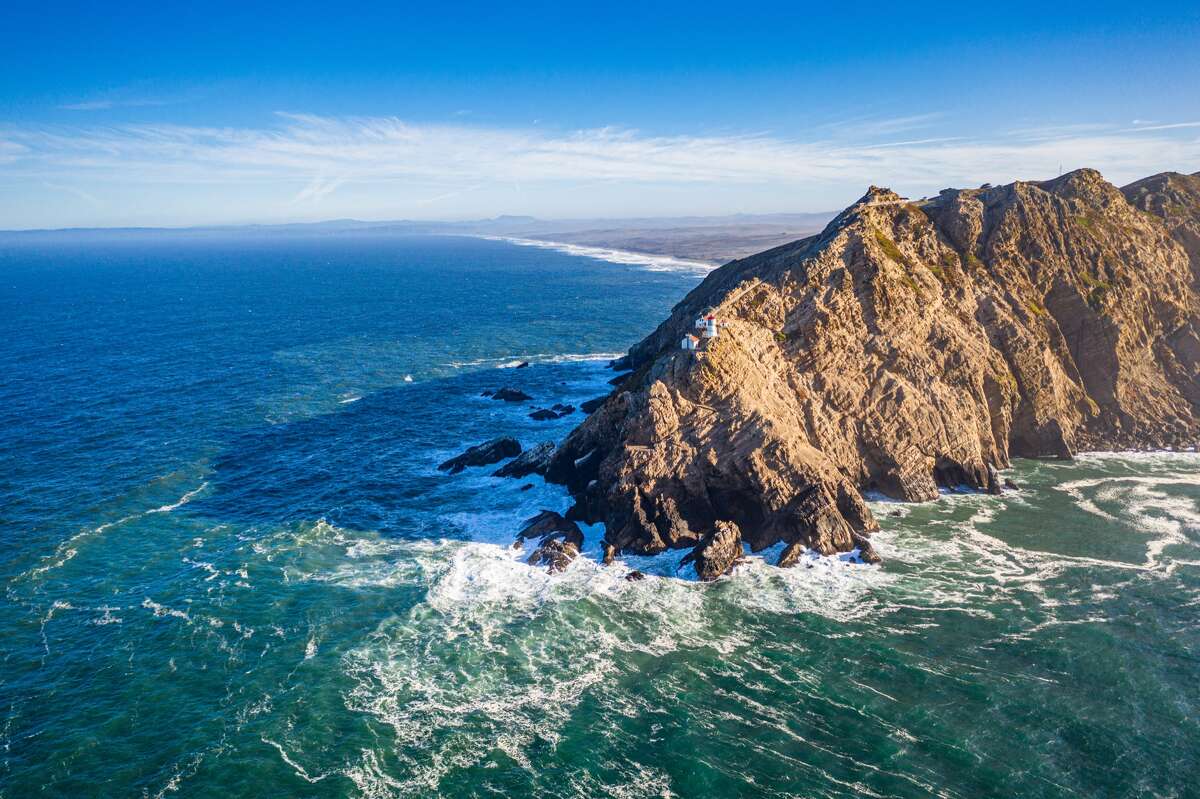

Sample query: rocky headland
[538,169,1200,576]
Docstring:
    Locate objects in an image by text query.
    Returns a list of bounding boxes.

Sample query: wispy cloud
[1123,121,1200,133]
[58,97,172,112]
[42,181,102,206]
[291,174,346,204]
[1,113,1198,225]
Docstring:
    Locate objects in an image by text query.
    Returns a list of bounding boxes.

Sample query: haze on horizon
[1,1,1198,230]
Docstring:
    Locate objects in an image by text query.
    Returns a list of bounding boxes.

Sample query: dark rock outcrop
[580,394,611,414]
[491,387,533,402]
[529,404,576,421]
[547,169,1200,567]
[516,511,585,573]
[680,520,744,580]
[493,441,556,478]
[438,437,521,474]
[609,354,633,371]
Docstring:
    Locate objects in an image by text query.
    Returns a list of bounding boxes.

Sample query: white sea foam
[24,480,213,582]
[243,451,1198,794]
[142,597,191,622]
[262,738,332,784]
[146,481,209,514]
[478,235,716,276]
[91,605,123,625]
[1059,475,1200,569]
[332,524,901,795]
[447,351,624,369]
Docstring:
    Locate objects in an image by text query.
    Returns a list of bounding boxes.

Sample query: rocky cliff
[546,169,1200,570]
[1122,171,1200,285]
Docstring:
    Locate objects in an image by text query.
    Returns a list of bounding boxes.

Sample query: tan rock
[548,169,1200,564]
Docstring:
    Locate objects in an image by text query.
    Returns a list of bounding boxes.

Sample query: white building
[681,334,700,351]
[698,314,719,338]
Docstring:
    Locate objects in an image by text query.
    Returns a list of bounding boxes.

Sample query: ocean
[1,233,1197,798]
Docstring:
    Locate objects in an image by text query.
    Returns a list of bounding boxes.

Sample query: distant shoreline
[475,234,718,275]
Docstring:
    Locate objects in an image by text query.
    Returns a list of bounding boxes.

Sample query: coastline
[473,234,718,275]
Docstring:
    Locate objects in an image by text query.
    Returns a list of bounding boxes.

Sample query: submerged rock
[493,441,556,478]
[515,361,531,369]
[491,387,533,402]
[680,520,744,581]
[529,404,576,421]
[438,437,521,474]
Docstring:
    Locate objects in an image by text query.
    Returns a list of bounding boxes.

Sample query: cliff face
[547,169,1200,566]
[1122,171,1200,285]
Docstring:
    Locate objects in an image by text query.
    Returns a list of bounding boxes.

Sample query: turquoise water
[1,234,1198,798]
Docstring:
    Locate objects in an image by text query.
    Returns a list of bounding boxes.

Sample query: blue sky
[2,1,1198,228]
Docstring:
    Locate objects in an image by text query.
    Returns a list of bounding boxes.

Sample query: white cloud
[1,113,1198,226]
[41,181,102,206]
[58,96,174,112]
[59,100,116,112]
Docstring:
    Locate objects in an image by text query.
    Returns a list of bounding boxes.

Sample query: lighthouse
[700,314,718,339]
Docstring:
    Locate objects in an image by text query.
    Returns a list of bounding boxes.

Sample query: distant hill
[0,212,838,266]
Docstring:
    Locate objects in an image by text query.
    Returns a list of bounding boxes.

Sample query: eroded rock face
[1122,171,1200,285]
[680,520,744,580]
[438,437,521,474]
[493,441,556,478]
[548,169,1200,564]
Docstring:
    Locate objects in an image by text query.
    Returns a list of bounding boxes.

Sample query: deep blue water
[1,234,1198,798]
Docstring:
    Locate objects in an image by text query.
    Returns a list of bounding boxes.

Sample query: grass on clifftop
[873,229,927,297]
[873,229,914,270]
